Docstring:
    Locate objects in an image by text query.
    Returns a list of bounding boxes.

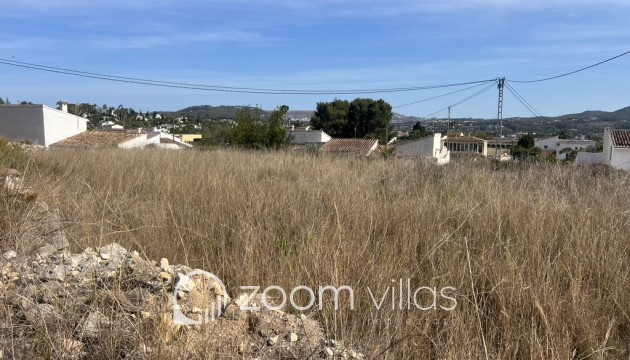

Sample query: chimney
[59,100,68,113]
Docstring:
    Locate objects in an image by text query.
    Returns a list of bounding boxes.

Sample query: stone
[99,243,127,261]
[158,272,172,281]
[287,332,299,343]
[47,231,69,251]
[176,273,195,292]
[80,311,111,338]
[38,264,66,281]
[55,336,85,360]
[24,303,60,325]
[65,255,82,270]
[37,244,58,257]
[2,250,17,260]
[160,258,170,272]
[267,335,279,346]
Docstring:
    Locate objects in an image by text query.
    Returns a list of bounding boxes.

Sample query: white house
[395,133,450,165]
[535,136,595,154]
[0,102,87,146]
[603,127,630,170]
[575,152,604,165]
[444,132,488,157]
[290,128,331,149]
[101,121,124,130]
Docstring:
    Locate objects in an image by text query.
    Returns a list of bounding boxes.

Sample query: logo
[172,270,229,325]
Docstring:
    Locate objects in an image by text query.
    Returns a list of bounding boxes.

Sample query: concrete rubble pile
[0,169,365,359]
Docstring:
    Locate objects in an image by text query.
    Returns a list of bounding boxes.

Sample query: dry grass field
[4,147,630,359]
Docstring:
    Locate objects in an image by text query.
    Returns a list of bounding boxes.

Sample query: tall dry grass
[23,148,630,359]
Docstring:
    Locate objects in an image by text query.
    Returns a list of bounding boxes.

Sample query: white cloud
[91,30,281,50]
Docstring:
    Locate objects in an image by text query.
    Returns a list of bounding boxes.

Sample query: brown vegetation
[3,148,630,358]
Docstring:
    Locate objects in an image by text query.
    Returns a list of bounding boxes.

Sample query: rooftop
[320,138,378,155]
[445,135,486,143]
[51,130,144,148]
[610,129,630,148]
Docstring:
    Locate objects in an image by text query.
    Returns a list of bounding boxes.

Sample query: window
[544,145,547,149]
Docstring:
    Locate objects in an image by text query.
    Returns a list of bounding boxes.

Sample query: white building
[535,135,595,154]
[290,128,331,149]
[603,127,630,170]
[101,121,124,130]
[575,152,604,165]
[0,102,87,146]
[395,133,450,165]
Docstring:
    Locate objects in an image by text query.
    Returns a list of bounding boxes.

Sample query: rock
[38,264,66,281]
[158,271,172,281]
[99,243,127,261]
[80,311,111,338]
[23,303,60,325]
[65,254,82,270]
[267,335,279,346]
[55,336,85,359]
[48,231,69,251]
[287,332,299,343]
[4,170,24,192]
[321,347,335,358]
[176,273,195,292]
[2,250,17,260]
[37,244,58,257]
[160,258,170,272]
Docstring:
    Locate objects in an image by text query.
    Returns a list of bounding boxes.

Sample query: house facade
[444,133,488,156]
[395,133,450,165]
[603,127,630,170]
[290,128,331,149]
[535,136,595,154]
[0,103,87,146]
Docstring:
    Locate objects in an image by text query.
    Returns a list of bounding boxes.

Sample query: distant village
[0,100,628,171]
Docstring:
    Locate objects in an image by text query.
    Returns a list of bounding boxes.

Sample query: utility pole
[497,77,505,137]
[447,105,451,133]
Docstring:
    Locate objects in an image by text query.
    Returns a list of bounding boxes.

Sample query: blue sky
[1,0,629,118]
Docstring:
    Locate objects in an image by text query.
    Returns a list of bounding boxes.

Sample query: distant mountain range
[162,105,630,137]
[164,105,267,120]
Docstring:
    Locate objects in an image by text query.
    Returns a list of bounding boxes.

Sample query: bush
[0,138,31,170]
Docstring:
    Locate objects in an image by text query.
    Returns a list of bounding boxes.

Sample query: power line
[393,80,496,108]
[504,82,543,117]
[0,58,495,95]
[419,80,497,119]
[509,49,630,83]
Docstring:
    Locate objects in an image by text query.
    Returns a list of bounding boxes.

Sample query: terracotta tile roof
[610,129,630,147]
[51,131,144,148]
[320,138,378,155]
